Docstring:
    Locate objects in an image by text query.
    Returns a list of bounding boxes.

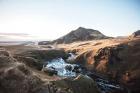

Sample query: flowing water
[43,53,128,93]
[45,58,77,77]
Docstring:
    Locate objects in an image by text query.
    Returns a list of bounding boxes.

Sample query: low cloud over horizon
[0,32,36,41]
[0,0,140,40]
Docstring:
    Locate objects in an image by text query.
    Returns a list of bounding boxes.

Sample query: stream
[43,53,128,93]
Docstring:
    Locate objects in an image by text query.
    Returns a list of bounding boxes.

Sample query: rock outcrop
[52,74,100,93]
[0,51,48,93]
[94,45,125,73]
[75,39,140,93]
[13,49,70,72]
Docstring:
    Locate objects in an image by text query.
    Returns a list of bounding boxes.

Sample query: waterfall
[45,58,76,77]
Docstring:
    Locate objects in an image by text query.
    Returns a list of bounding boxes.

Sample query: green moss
[52,75,100,93]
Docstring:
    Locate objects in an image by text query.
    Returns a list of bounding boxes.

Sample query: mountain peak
[76,27,95,31]
[52,27,109,44]
[131,30,140,38]
[77,27,86,30]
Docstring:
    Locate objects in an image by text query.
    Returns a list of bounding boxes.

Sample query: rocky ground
[57,37,140,93]
[0,45,100,93]
[0,33,140,93]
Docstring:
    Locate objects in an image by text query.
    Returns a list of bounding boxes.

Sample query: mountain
[52,27,110,44]
[131,30,140,38]
[62,37,140,93]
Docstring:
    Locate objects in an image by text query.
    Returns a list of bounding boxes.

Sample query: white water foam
[45,58,76,77]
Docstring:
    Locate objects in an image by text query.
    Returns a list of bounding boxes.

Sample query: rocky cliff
[65,38,140,93]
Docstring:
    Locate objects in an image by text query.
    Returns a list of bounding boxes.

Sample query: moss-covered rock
[0,56,48,93]
[14,49,69,61]
[14,49,69,71]
[52,74,100,93]
[14,56,43,70]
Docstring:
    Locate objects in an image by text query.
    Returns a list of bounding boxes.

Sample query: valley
[0,28,140,93]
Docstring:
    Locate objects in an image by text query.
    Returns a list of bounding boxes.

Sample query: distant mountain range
[0,28,139,43]
[0,33,28,36]
[0,33,32,41]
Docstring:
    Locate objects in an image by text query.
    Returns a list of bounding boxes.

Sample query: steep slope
[60,37,140,93]
[130,30,140,38]
[0,47,100,93]
[93,39,140,93]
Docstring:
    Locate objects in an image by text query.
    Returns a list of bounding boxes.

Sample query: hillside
[0,30,140,93]
[58,37,140,93]
[39,27,110,45]
[130,30,140,38]
[53,27,110,44]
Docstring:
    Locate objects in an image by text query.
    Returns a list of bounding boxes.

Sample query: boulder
[42,67,57,76]
[65,65,73,71]
[0,49,10,57]
[52,74,100,93]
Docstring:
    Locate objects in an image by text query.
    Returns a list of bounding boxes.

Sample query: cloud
[0,33,35,41]
[0,33,29,36]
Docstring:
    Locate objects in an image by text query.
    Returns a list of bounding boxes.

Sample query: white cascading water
[45,58,76,77]
[44,53,124,93]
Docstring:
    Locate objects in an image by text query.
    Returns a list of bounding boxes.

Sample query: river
[43,53,129,93]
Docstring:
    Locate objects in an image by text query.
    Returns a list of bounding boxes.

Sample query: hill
[53,27,109,44]
[39,27,110,45]
[130,30,140,38]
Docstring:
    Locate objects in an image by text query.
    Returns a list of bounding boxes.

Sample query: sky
[0,0,140,41]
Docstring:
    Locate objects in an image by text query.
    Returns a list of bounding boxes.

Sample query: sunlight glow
[0,0,140,41]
